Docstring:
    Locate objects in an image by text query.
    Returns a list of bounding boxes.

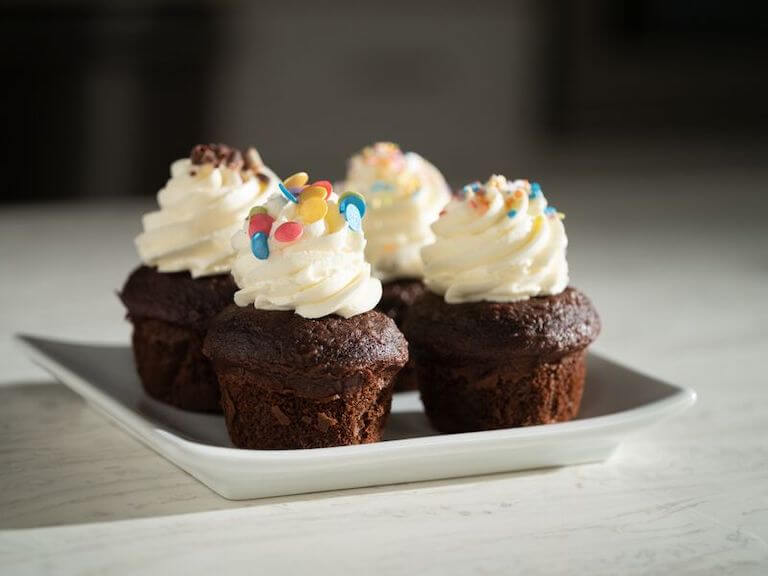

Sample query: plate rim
[14,333,698,461]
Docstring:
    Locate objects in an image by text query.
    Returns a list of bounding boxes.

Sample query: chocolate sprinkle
[190,143,244,169]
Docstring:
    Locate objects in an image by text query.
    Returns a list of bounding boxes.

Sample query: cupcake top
[422,175,569,303]
[135,144,279,278]
[231,172,382,319]
[344,142,451,282]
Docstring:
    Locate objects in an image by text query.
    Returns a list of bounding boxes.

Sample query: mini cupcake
[404,176,600,433]
[203,173,408,449]
[344,142,451,390]
[120,144,279,412]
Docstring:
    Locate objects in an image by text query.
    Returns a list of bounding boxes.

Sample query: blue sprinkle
[459,181,481,197]
[339,193,366,219]
[278,182,298,203]
[544,206,556,216]
[507,209,517,219]
[529,182,542,199]
[371,180,394,193]
[250,232,269,259]
[345,204,362,232]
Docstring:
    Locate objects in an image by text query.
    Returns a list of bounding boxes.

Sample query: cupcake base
[120,266,237,413]
[418,350,586,433]
[130,318,221,412]
[215,366,395,450]
[203,306,409,449]
[377,279,426,392]
[404,288,600,433]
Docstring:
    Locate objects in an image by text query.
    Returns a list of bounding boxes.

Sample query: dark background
[2,0,767,202]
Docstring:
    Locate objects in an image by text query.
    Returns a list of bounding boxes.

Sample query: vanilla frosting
[422,175,569,303]
[231,186,382,319]
[135,148,279,278]
[344,142,451,282]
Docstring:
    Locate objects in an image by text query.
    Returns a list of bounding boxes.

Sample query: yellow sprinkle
[557,212,566,220]
[283,171,309,189]
[300,186,327,202]
[532,214,543,234]
[325,201,346,233]
[298,196,328,224]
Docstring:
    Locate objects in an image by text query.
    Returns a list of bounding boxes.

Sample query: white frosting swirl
[135,156,279,278]
[231,193,382,319]
[422,175,569,303]
[344,143,451,282]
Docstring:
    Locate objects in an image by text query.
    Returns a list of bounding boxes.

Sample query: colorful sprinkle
[298,196,328,223]
[283,172,309,189]
[325,201,346,233]
[371,180,394,193]
[345,203,363,232]
[248,205,268,217]
[459,181,482,198]
[248,213,275,237]
[279,182,298,203]
[250,232,269,260]
[544,206,556,216]
[339,192,366,219]
[300,185,328,202]
[309,181,333,199]
[274,221,303,243]
[507,209,517,219]
[529,182,542,199]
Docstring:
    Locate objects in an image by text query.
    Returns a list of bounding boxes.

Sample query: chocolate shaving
[190,143,244,169]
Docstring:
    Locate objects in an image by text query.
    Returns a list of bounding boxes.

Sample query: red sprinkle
[274,221,303,243]
[439,209,446,217]
[310,180,333,199]
[248,213,275,237]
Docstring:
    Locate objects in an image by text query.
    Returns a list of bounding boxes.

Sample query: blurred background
[2,0,767,201]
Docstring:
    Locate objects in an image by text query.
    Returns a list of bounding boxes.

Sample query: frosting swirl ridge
[344,142,451,281]
[422,175,569,303]
[231,175,382,319]
[135,145,279,278]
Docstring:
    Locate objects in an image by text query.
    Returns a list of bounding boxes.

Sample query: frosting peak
[134,145,279,278]
[422,175,569,303]
[231,173,382,319]
[345,142,451,282]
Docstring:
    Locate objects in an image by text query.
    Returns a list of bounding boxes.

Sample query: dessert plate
[16,335,696,500]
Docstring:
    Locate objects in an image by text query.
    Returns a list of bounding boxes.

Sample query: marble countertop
[1,169,766,575]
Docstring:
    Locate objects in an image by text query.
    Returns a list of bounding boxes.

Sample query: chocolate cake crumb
[316,412,338,432]
[271,405,291,426]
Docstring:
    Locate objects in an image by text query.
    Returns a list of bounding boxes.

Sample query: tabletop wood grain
[1,170,766,575]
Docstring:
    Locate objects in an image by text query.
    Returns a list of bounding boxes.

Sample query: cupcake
[404,176,600,433]
[203,172,408,449]
[120,143,279,412]
[344,142,451,390]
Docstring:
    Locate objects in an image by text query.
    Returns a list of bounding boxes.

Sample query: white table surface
[1,169,767,575]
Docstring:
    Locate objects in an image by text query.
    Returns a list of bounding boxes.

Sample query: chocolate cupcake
[120,144,279,412]
[203,172,408,449]
[404,175,600,432]
[343,142,450,390]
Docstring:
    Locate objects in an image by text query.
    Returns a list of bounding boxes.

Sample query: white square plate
[16,335,695,500]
